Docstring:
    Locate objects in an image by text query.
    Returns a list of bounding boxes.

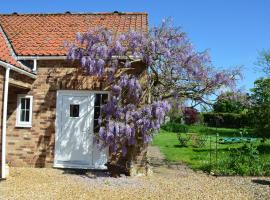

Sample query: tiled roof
[0,30,32,72]
[0,12,148,56]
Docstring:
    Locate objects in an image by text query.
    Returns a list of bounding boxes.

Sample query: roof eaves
[0,24,35,76]
[0,60,37,79]
[0,11,148,17]
[0,24,17,58]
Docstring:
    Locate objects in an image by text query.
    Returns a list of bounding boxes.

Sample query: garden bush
[170,115,182,124]
[183,107,199,125]
[177,133,190,146]
[203,112,250,128]
[212,143,270,176]
[249,78,270,139]
[161,122,189,133]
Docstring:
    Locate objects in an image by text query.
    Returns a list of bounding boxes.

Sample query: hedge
[202,112,250,128]
[161,122,189,133]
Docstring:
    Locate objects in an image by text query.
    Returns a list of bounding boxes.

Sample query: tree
[183,107,199,125]
[256,50,270,76]
[249,78,270,139]
[213,92,250,114]
[67,19,240,175]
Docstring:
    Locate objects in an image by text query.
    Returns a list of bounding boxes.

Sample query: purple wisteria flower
[67,19,241,157]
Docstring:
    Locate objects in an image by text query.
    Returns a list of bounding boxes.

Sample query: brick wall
[6,60,146,168]
[6,60,103,167]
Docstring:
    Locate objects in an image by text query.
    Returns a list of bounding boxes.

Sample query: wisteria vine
[67,19,241,157]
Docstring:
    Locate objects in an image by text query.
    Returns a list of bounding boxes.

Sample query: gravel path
[0,146,269,200]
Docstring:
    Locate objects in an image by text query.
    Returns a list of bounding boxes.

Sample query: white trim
[53,163,107,170]
[33,59,37,72]
[0,61,36,79]
[17,56,67,60]
[15,94,33,128]
[16,55,142,61]
[57,90,110,95]
[1,67,10,179]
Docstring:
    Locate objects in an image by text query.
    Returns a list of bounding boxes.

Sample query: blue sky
[1,0,269,91]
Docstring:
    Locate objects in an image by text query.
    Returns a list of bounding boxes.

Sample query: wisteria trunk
[128,140,151,176]
[106,137,151,177]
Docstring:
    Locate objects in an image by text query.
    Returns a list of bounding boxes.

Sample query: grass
[152,125,270,175]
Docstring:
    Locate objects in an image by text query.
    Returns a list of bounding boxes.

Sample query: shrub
[177,133,190,146]
[183,107,199,125]
[249,78,270,139]
[161,122,189,133]
[203,112,249,128]
[170,115,182,124]
[192,135,208,148]
[213,92,249,114]
[213,143,266,176]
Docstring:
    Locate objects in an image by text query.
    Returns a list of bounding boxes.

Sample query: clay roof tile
[0,12,148,56]
[0,29,32,72]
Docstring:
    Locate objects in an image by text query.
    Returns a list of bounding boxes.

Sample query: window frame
[16,94,33,128]
[93,93,109,133]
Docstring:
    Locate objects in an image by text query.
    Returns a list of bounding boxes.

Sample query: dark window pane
[20,60,34,69]
[21,98,26,109]
[101,94,108,105]
[70,104,80,117]
[20,110,25,121]
[94,107,100,120]
[93,93,108,133]
[25,110,30,122]
[95,94,101,107]
[94,120,99,133]
[25,98,30,109]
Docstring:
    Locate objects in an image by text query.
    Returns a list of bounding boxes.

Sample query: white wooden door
[54,91,107,169]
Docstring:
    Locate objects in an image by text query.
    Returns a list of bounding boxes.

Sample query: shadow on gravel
[252,179,270,186]
[149,158,168,168]
[149,156,186,171]
[60,169,109,179]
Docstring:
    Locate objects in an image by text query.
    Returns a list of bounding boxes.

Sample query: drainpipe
[33,59,37,73]
[1,67,10,179]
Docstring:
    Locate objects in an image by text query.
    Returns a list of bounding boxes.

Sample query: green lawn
[152,126,270,175]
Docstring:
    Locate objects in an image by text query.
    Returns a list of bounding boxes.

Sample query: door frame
[54,90,109,169]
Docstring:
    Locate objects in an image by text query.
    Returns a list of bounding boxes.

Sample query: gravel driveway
[0,147,269,200]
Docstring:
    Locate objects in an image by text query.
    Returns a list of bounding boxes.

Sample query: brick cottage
[0,12,148,178]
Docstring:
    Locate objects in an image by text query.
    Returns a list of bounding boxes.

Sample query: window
[16,95,33,127]
[94,93,108,133]
[70,104,80,117]
[20,60,34,70]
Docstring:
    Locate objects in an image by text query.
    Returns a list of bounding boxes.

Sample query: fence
[176,130,269,176]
